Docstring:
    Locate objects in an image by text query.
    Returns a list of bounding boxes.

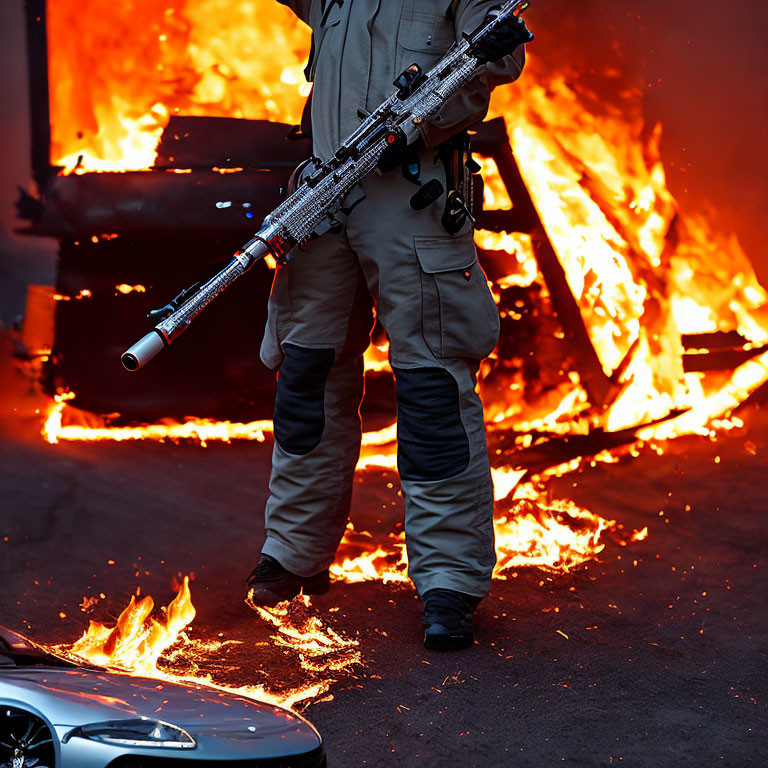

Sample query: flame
[52,578,360,710]
[48,1,311,172]
[363,342,392,373]
[42,395,272,446]
[493,483,614,575]
[484,66,768,435]
[476,156,513,211]
[330,525,410,585]
[56,576,196,676]
[326,473,637,584]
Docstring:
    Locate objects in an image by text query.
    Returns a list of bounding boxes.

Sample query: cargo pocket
[415,233,500,360]
[397,10,455,73]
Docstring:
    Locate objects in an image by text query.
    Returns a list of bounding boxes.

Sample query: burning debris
[32,0,768,416]
[325,475,649,584]
[34,64,768,448]
[492,491,614,576]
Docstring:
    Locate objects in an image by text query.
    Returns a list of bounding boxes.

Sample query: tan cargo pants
[259,148,499,598]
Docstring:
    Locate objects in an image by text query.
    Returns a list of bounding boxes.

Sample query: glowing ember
[53,290,92,301]
[247,593,361,673]
[115,283,147,294]
[631,527,649,542]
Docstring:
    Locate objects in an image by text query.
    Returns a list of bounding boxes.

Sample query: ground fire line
[46,490,647,713]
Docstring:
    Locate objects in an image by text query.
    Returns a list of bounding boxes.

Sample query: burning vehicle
[0,625,326,768]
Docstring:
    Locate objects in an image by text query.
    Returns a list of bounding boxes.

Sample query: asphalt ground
[1,339,766,767]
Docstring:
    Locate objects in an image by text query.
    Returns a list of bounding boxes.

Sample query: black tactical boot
[246,554,330,606]
[422,588,481,651]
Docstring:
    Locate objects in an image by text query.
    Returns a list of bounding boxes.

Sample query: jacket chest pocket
[397,5,455,72]
[415,234,500,360]
[400,12,455,52]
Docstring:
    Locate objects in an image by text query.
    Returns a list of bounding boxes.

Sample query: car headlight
[64,717,196,749]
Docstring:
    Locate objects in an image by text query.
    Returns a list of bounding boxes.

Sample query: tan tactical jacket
[277,0,525,160]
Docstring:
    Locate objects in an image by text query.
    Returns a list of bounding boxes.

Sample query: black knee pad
[393,366,470,481]
[274,344,335,455]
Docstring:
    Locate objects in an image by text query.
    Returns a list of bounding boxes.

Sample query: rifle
[121,0,532,371]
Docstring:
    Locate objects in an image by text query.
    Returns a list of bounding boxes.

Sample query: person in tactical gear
[248,0,533,651]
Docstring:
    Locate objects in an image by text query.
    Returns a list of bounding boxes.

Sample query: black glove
[474,10,534,64]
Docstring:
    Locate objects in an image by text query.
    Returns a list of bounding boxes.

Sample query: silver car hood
[0,667,321,759]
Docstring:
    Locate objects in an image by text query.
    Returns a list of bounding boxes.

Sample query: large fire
[33,0,768,712]
[38,0,768,604]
